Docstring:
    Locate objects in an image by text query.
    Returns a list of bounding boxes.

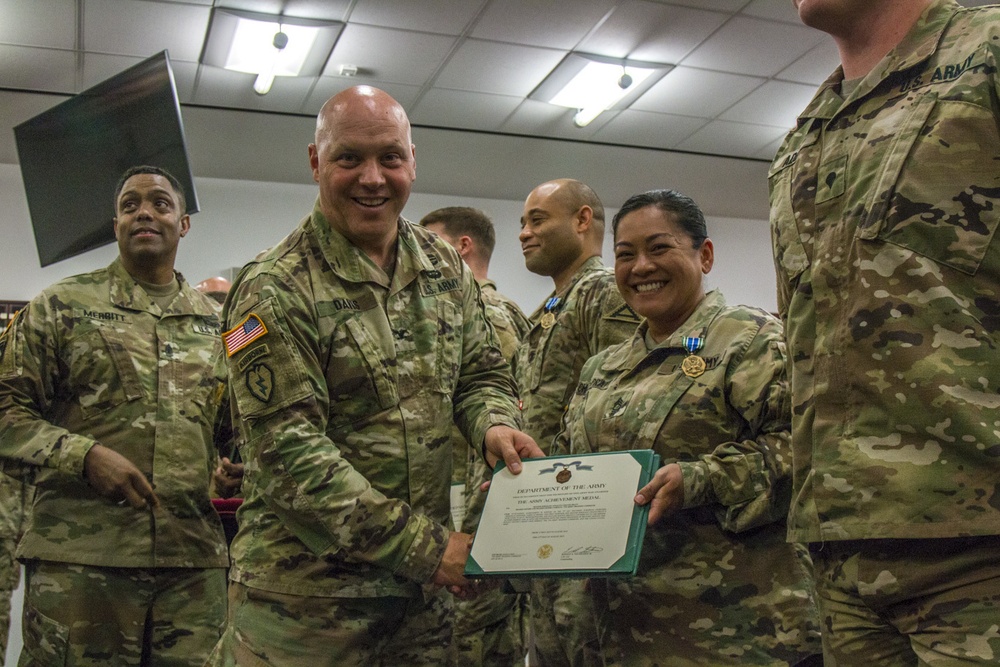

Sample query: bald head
[315,85,412,149]
[529,179,605,238]
[194,276,232,305]
[308,85,416,258]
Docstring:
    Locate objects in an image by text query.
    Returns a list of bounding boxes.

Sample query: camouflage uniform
[452,280,529,667]
[0,474,28,665]
[769,1,1000,662]
[209,202,520,666]
[0,258,230,665]
[514,256,639,667]
[553,290,821,666]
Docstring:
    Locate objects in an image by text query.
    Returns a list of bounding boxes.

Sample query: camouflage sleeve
[0,298,95,480]
[675,318,793,534]
[452,268,521,453]
[579,275,639,356]
[226,273,447,584]
[555,352,604,457]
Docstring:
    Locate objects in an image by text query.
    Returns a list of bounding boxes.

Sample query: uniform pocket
[70,325,143,420]
[21,602,70,665]
[768,146,812,287]
[857,95,1000,275]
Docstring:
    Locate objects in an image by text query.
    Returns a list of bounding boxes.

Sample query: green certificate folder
[465,449,660,578]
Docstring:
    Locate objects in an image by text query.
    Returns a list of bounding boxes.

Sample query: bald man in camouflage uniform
[0,165,230,665]
[516,179,640,666]
[208,86,540,667]
[772,1,1000,663]
[421,207,530,666]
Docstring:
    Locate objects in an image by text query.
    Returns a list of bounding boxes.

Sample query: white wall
[0,164,776,313]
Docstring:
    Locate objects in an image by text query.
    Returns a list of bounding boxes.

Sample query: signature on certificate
[562,546,604,556]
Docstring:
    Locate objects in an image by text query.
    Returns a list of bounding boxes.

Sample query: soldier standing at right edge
[771,0,1000,664]
[516,179,640,666]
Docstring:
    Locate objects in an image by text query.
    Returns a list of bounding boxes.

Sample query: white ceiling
[0,0,990,219]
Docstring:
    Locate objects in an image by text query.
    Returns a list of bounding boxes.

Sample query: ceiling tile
[349,0,483,35]
[216,0,351,21]
[592,109,707,149]
[631,66,764,119]
[306,78,424,115]
[192,66,312,112]
[0,45,77,93]
[472,0,614,49]
[676,119,788,158]
[411,89,522,131]
[500,99,579,135]
[579,0,728,63]
[648,0,747,11]
[681,15,825,77]
[434,40,565,97]
[778,39,840,85]
[719,80,817,128]
[740,0,803,24]
[323,25,456,85]
[0,0,76,49]
[85,0,211,62]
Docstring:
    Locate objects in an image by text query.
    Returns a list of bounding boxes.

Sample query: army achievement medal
[540,296,561,329]
[556,467,572,484]
[681,336,705,378]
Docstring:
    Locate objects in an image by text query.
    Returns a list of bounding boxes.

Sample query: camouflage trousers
[529,578,601,667]
[208,581,453,666]
[451,587,528,667]
[811,536,1000,666]
[0,538,19,666]
[19,560,226,667]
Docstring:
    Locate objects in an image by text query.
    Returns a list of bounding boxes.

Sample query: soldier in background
[208,86,541,666]
[420,206,530,666]
[0,474,27,666]
[772,0,1000,663]
[516,179,640,666]
[194,276,232,306]
[0,165,231,665]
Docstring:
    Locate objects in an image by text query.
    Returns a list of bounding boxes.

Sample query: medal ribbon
[544,296,561,313]
[683,336,703,354]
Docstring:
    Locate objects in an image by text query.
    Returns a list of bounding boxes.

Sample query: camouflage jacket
[451,280,528,486]
[769,0,1000,542]
[554,291,819,662]
[0,258,229,568]
[514,256,639,453]
[223,202,519,599]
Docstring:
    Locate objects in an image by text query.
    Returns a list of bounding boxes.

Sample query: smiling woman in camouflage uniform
[553,190,821,666]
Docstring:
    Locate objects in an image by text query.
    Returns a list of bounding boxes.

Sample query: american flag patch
[223,313,268,357]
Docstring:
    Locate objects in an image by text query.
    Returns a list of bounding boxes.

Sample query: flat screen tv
[14,51,198,267]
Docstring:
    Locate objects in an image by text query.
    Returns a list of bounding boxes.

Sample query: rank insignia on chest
[223,313,268,357]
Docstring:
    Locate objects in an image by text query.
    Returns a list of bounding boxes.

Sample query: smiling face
[613,205,713,341]
[309,87,416,255]
[519,182,587,281]
[113,173,189,282]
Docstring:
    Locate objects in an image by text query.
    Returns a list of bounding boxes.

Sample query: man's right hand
[83,444,159,509]
[431,531,474,596]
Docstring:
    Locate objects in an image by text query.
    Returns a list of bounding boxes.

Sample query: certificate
[465,450,659,578]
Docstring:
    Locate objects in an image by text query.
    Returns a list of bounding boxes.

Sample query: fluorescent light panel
[225,19,318,77]
[549,62,654,111]
[530,53,672,128]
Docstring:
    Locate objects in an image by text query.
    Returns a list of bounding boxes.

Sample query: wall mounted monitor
[14,51,198,267]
